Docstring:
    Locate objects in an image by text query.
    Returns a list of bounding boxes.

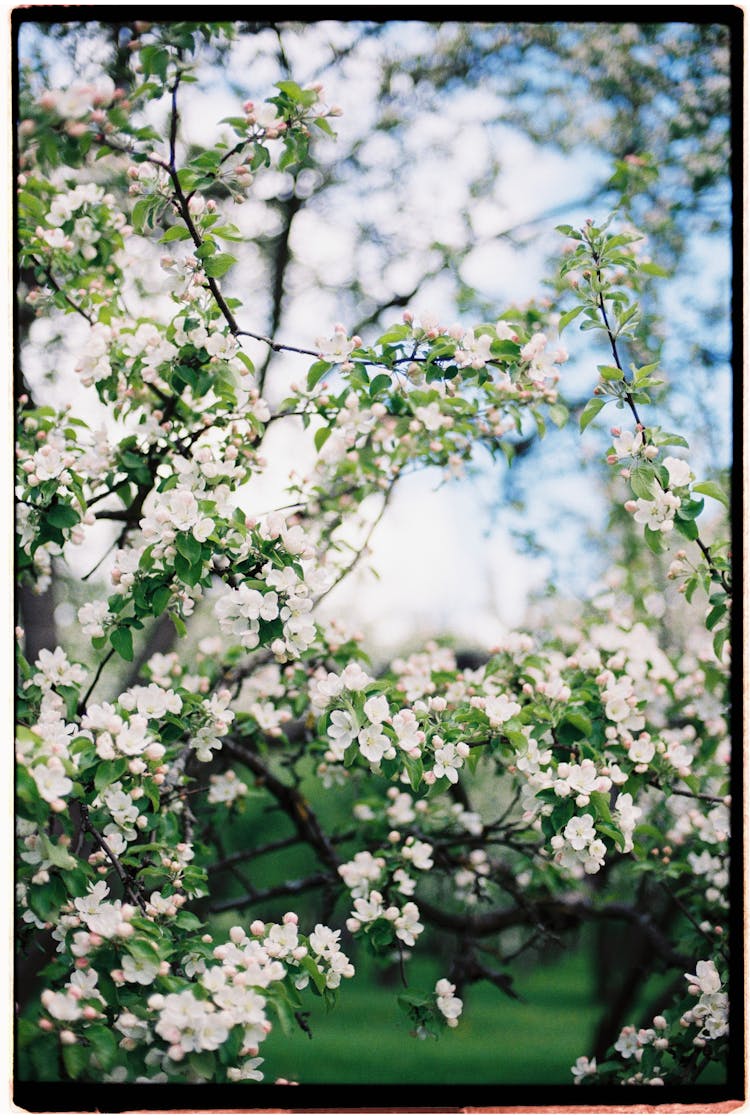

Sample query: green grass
[260,949,602,1085]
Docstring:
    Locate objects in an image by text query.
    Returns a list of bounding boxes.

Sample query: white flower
[33,647,87,689]
[40,990,81,1021]
[612,430,643,459]
[86,902,124,939]
[338,851,384,896]
[315,327,353,362]
[393,902,423,946]
[435,977,463,1023]
[520,332,547,362]
[73,881,109,918]
[455,330,492,369]
[563,813,596,851]
[433,741,462,784]
[121,684,183,720]
[357,723,390,765]
[190,725,223,763]
[414,402,443,431]
[78,600,110,638]
[614,1025,641,1059]
[614,792,642,853]
[631,487,681,532]
[121,954,160,985]
[255,102,282,129]
[351,891,384,923]
[392,709,422,753]
[327,710,359,759]
[484,694,521,727]
[309,924,341,959]
[571,1055,597,1083]
[227,1057,264,1082]
[363,694,390,724]
[32,762,73,803]
[402,839,434,870]
[685,960,722,995]
[340,663,373,691]
[663,456,693,488]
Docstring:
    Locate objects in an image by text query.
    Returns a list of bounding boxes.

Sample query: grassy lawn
[259,949,603,1085]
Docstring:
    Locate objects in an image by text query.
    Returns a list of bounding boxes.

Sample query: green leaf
[651,430,689,448]
[674,517,699,541]
[175,532,202,565]
[491,339,521,358]
[557,304,586,328]
[306,360,332,390]
[174,552,203,585]
[17,1019,42,1048]
[313,116,336,137]
[45,503,80,529]
[38,834,77,871]
[110,627,134,662]
[369,373,392,397]
[83,1023,119,1071]
[314,425,332,453]
[170,613,187,638]
[640,261,670,278]
[402,751,423,792]
[597,364,623,382]
[548,402,569,428]
[93,757,129,792]
[676,497,704,521]
[276,80,305,100]
[713,627,730,659]
[589,790,612,825]
[127,937,161,966]
[300,954,326,994]
[131,198,152,232]
[643,526,665,554]
[579,397,606,432]
[559,709,592,738]
[159,225,191,243]
[692,481,729,509]
[151,585,172,615]
[174,910,202,931]
[62,1043,89,1080]
[629,465,658,501]
[139,44,170,81]
[705,603,727,630]
[203,253,237,278]
[376,325,411,345]
[189,1050,216,1079]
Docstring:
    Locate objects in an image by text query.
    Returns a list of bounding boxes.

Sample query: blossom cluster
[36,910,353,1083]
[572,959,728,1086]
